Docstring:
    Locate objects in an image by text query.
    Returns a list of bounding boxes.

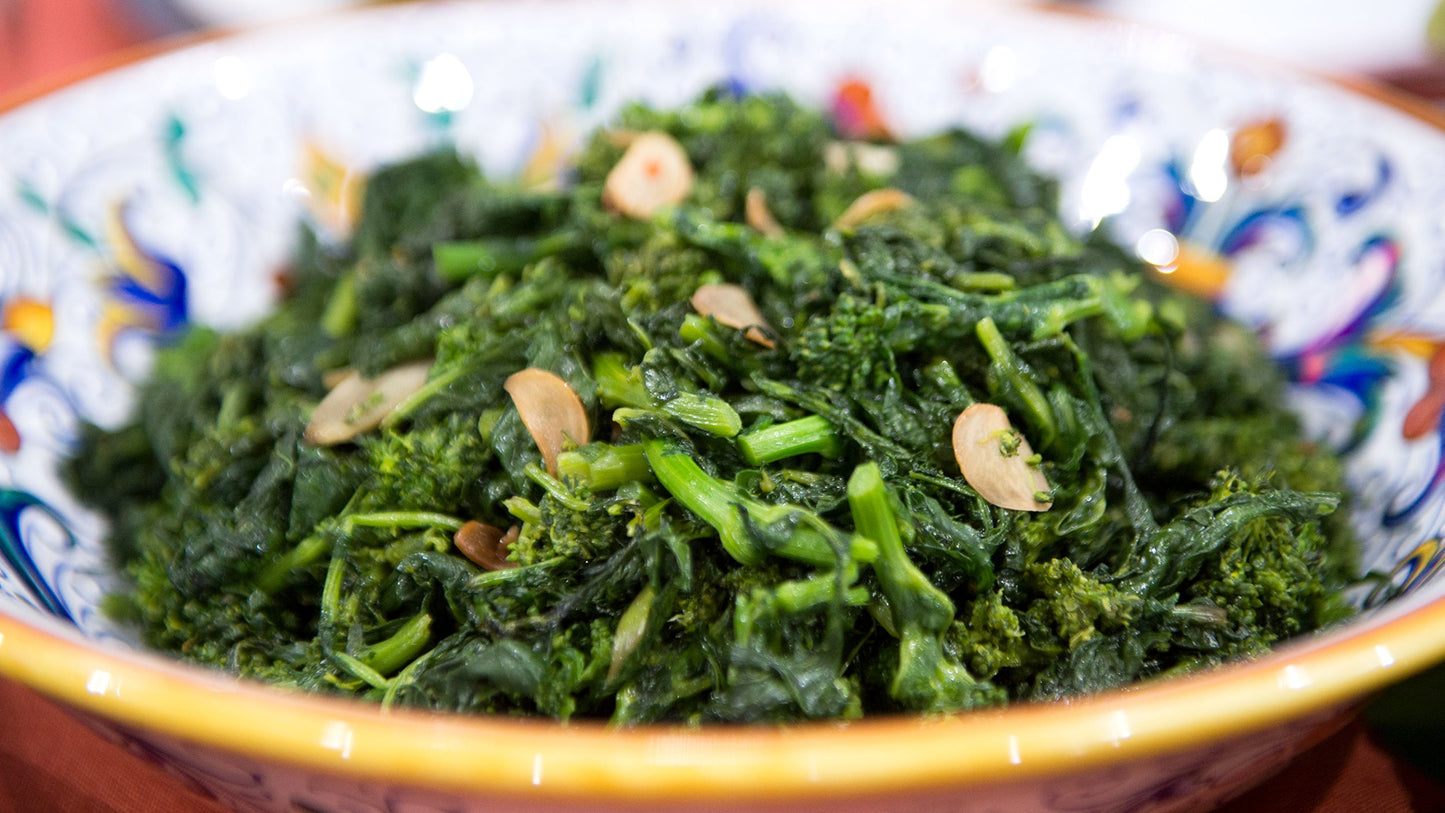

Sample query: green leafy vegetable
[69,88,1357,724]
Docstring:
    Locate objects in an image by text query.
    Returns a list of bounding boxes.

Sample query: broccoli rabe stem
[1059,332,1160,539]
[846,462,953,633]
[524,463,590,512]
[593,354,653,409]
[318,536,349,651]
[257,532,331,594]
[321,271,358,338]
[679,314,732,362]
[738,415,842,465]
[348,510,465,531]
[949,271,1016,292]
[660,393,742,438]
[432,230,585,282]
[848,463,1002,711]
[596,352,742,437]
[381,364,468,429]
[257,510,465,595]
[557,443,652,491]
[643,439,875,567]
[773,569,870,612]
[733,569,869,647]
[329,650,390,690]
[751,377,914,471]
[975,316,1057,448]
[608,585,655,683]
[359,612,433,676]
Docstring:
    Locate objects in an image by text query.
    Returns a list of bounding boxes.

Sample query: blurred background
[7,0,1445,98]
[4,1,1445,811]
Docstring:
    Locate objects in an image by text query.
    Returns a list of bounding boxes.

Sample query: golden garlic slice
[454,521,518,571]
[505,368,591,475]
[831,187,916,231]
[690,283,776,349]
[952,403,1052,512]
[304,359,432,446]
[744,187,785,238]
[602,130,694,219]
[822,140,901,177]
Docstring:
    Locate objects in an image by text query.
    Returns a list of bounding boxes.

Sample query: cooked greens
[70,90,1356,724]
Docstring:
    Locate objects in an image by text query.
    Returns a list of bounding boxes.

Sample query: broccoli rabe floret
[505,490,635,567]
[953,592,1035,681]
[791,293,900,393]
[1179,473,1355,654]
[357,413,494,514]
[1022,558,1142,650]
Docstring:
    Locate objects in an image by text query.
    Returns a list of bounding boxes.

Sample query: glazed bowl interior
[2,0,1445,807]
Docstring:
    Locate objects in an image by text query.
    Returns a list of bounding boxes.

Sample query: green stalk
[643,440,873,567]
[468,556,564,590]
[358,612,433,677]
[975,316,1057,447]
[432,230,583,282]
[557,443,652,491]
[503,496,542,525]
[949,271,1016,292]
[329,650,389,690]
[679,313,732,361]
[661,392,742,438]
[846,462,954,633]
[607,585,656,682]
[593,353,653,409]
[381,363,467,429]
[318,536,349,651]
[348,510,465,532]
[738,415,841,465]
[320,270,358,338]
[381,649,437,711]
[524,463,590,512]
[257,532,330,594]
[774,570,870,613]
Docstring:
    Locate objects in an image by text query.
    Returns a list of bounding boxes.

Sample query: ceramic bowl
[3,1,1445,811]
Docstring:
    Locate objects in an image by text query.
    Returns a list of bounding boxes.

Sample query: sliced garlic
[505,368,591,475]
[320,368,354,389]
[304,359,432,446]
[822,140,901,177]
[602,130,694,219]
[745,187,785,238]
[831,188,916,231]
[690,283,776,349]
[952,403,1052,512]
[604,129,642,148]
[454,521,518,571]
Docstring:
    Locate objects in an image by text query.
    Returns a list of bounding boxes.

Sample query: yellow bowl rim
[3,0,1445,802]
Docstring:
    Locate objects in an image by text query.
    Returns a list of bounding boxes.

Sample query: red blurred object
[830,77,894,141]
[0,0,149,97]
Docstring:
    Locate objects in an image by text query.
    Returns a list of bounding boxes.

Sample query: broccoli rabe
[70,89,1357,724]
